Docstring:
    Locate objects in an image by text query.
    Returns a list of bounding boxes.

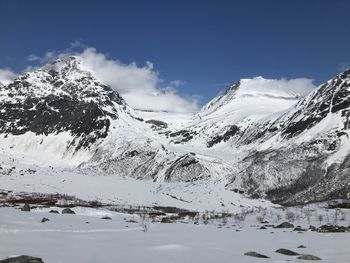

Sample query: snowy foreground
[1,206,350,263]
[1,153,350,262]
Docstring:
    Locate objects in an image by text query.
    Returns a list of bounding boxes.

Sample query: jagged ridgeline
[0,55,349,205]
[0,57,126,150]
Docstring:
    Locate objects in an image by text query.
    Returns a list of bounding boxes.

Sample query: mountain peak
[201,77,300,115]
[0,55,128,152]
[39,56,91,81]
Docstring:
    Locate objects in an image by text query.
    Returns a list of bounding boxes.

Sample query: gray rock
[41,217,50,223]
[101,216,112,220]
[294,226,307,231]
[297,254,322,260]
[21,203,31,212]
[275,248,299,256]
[275,222,294,228]
[0,255,44,263]
[317,224,350,233]
[61,208,75,214]
[298,245,307,248]
[49,210,59,214]
[244,251,270,258]
[309,225,317,231]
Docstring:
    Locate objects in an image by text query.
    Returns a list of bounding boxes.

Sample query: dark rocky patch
[317,224,350,233]
[207,125,240,147]
[294,226,307,232]
[61,208,75,214]
[164,154,209,182]
[329,202,350,209]
[160,217,173,223]
[148,211,166,217]
[275,248,299,256]
[169,129,198,144]
[274,222,294,228]
[41,217,50,223]
[21,203,31,212]
[145,119,168,129]
[297,254,322,260]
[0,255,44,263]
[309,225,317,231]
[244,251,270,258]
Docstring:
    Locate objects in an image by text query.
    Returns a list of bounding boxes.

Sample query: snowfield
[0,151,272,213]
[0,206,349,263]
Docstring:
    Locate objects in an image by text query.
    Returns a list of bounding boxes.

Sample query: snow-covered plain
[0,206,349,263]
[0,151,272,213]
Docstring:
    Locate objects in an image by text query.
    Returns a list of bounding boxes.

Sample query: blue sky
[0,0,350,108]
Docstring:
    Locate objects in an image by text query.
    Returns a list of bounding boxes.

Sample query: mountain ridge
[0,56,349,206]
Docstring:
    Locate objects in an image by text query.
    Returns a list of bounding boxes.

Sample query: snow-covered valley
[1,204,349,263]
[0,56,350,262]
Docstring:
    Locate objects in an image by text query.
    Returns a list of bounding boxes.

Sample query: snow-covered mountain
[0,57,136,164]
[0,57,221,184]
[1,56,349,207]
[173,77,301,147]
[230,69,350,204]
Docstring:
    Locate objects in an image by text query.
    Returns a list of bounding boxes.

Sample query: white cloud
[23,45,199,112]
[78,48,199,113]
[22,44,317,112]
[26,54,41,61]
[70,40,85,48]
[0,68,17,85]
[239,76,316,97]
[169,80,185,87]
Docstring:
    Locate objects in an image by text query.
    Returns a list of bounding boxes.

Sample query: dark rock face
[207,125,240,147]
[277,69,350,139]
[228,142,329,200]
[169,129,198,144]
[229,129,350,204]
[164,153,210,182]
[87,143,166,180]
[0,57,125,151]
[145,119,168,130]
[0,255,44,263]
[266,150,350,205]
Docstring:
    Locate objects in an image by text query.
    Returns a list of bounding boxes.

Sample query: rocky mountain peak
[0,56,129,151]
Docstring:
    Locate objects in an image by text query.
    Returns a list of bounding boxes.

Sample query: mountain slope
[226,69,350,204]
[166,77,300,148]
[0,57,135,163]
[0,57,226,186]
[0,56,349,206]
